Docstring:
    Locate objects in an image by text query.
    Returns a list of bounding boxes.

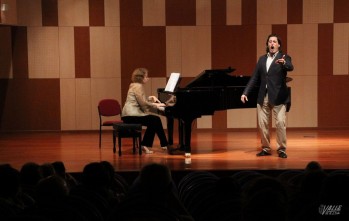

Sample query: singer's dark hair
[265,34,282,53]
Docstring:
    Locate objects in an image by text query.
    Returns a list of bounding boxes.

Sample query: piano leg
[181,118,194,154]
[178,119,184,149]
[166,116,193,156]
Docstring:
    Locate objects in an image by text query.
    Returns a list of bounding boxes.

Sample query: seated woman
[121,68,168,154]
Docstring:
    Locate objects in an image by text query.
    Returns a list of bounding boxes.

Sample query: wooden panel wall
[0,0,349,131]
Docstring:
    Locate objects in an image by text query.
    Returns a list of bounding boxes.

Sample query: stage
[1,129,349,176]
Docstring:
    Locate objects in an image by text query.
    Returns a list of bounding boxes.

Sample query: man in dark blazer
[241,34,294,158]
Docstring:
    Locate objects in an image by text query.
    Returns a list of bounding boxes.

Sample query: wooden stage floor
[1,129,349,174]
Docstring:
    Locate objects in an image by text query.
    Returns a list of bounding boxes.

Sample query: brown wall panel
[334,0,349,23]
[12,27,29,79]
[120,0,142,26]
[272,25,288,54]
[242,0,256,25]
[212,25,256,75]
[0,26,12,79]
[0,79,60,131]
[42,0,58,26]
[211,0,226,26]
[318,76,349,127]
[89,0,105,26]
[318,24,333,76]
[166,0,196,26]
[287,0,303,24]
[74,27,91,78]
[120,26,166,102]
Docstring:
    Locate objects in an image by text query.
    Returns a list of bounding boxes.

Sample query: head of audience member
[300,170,328,199]
[52,161,67,178]
[305,161,323,172]
[20,162,43,187]
[100,161,115,180]
[138,163,172,194]
[41,163,56,178]
[0,164,20,199]
[35,175,69,206]
[82,162,111,189]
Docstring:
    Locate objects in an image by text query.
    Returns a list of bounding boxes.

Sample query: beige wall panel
[91,78,122,130]
[227,108,257,128]
[143,0,165,26]
[105,0,120,27]
[0,26,12,78]
[288,24,318,77]
[257,0,287,25]
[333,23,349,75]
[303,0,333,24]
[1,0,18,25]
[227,0,241,25]
[197,116,212,128]
[166,27,183,76]
[181,26,211,77]
[256,25,272,60]
[28,27,60,78]
[17,0,42,26]
[286,75,318,127]
[60,79,77,130]
[149,77,166,96]
[58,0,89,27]
[196,0,211,26]
[59,27,75,78]
[75,79,92,130]
[90,27,121,78]
[143,77,166,101]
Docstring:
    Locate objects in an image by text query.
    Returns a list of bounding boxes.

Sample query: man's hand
[275,55,286,65]
[241,95,248,103]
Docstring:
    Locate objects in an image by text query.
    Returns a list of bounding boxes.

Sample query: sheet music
[164,72,180,92]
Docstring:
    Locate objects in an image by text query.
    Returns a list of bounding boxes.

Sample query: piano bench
[112,123,142,156]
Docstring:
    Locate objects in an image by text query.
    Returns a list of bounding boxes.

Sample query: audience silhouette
[1,160,348,221]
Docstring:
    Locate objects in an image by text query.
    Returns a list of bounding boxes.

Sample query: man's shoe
[278,151,287,158]
[256,150,271,157]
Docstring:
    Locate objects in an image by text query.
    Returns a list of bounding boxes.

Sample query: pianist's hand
[148,95,161,103]
[154,102,166,111]
[241,95,248,103]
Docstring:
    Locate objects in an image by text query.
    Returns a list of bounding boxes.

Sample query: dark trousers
[122,115,168,147]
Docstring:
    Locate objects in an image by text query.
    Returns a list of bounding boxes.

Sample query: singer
[240,34,294,158]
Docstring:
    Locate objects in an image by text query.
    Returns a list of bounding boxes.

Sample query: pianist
[241,34,294,159]
[121,68,169,154]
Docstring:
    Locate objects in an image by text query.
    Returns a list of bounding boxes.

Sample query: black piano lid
[185,67,253,88]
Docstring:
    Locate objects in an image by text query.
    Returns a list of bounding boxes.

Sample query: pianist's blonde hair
[132,68,148,83]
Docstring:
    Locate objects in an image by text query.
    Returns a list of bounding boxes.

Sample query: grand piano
[157,67,260,155]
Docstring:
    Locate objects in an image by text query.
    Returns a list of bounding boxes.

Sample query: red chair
[98,99,123,148]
